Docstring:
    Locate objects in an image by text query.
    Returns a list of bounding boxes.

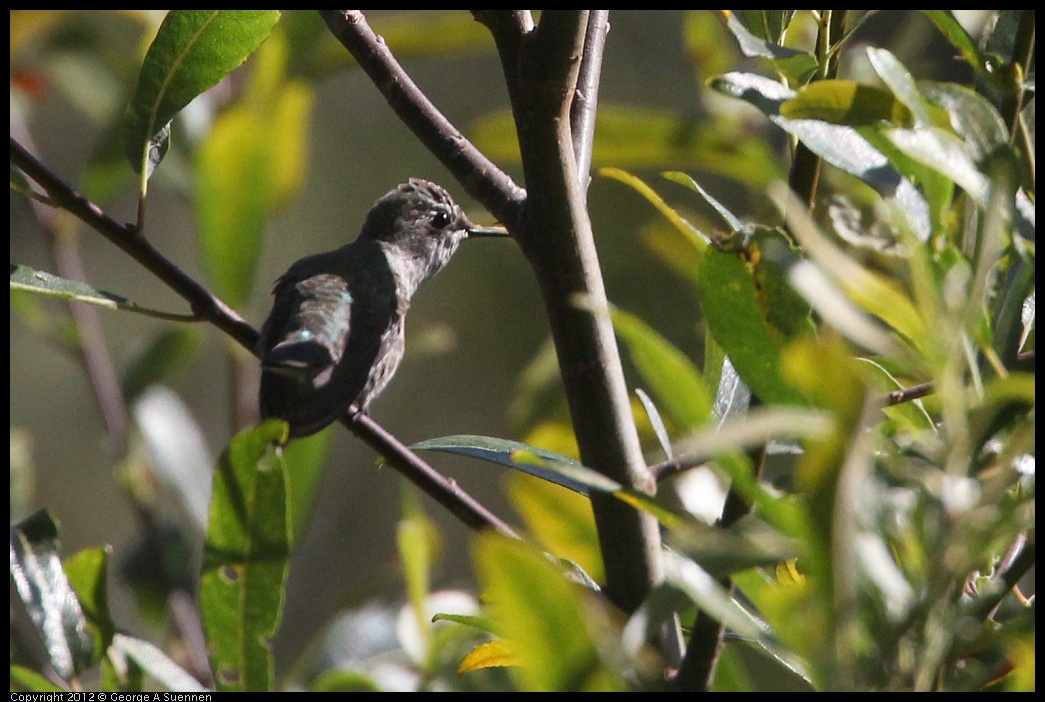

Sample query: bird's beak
[466,224,511,238]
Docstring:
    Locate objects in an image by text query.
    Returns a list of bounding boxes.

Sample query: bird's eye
[431,210,453,229]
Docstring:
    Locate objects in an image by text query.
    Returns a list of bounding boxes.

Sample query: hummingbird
[258,178,508,439]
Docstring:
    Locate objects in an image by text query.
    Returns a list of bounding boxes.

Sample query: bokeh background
[10,10,993,671]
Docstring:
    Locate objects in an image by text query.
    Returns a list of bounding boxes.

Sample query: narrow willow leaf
[919,82,1009,164]
[921,11,990,82]
[412,435,684,529]
[397,505,437,661]
[712,356,751,423]
[9,665,64,693]
[866,47,937,126]
[854,357,935,432]
[670,406,833,468]
[195,71,314,309]
[635,388,673,459]
[10,264,198,321]
[111,633,209,692]
[201,420,290,692]
[885,127,990,204]
[768,184,928,349]
[412,434,593,496]
[508,472,604,585]
[63,547,115,657]
[599,167,710,254]
[122,10,281,177]
[10,510,94,680]
[662,170,744,232]
[722,11,818,83]
[668,513,800,579]
[609,306,713,431]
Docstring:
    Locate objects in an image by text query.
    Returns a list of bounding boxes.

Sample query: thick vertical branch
[508,11,663,615]
[323,8,664,619]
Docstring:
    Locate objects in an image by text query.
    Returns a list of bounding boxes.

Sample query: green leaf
[865,47,938,126]
[10,264,198,321]
[9,665,65,693]
[660,553,763,642]
[10,510,95,680]
[122,10,281,177]
[668,513,800,579]
[885,126,990,204]
[311,670,382,692]
[768,185,927,352]
[780,80,914,126]
[919,82,1010,164]
[599,167,710,256]
[722,11,818,83]
[609,305,714,431]
[921,11,990,83]
[662,170,745,232]
[201,420,290,692]
[279,428,333,548]
[412,434,683,528]
[635,387,673,459]
[733,10,795,44]
[63,547,116,660]
[397,500,438,657]
[507,473,604,586]
[854,358,935,433]
[473,534,623,691]
[697,247,805,406]
[710,71,931,241]
[413,434,592,495]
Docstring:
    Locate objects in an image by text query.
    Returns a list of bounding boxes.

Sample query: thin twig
[571,11,608,184]
[318,10,525,227]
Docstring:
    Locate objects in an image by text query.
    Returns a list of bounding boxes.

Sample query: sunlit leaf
[458,639,519,673]
[781,80,913,126]
[123,10,281,177]
[721,11,818,83]
[110,634,209,693]
[10,511,94,680]
[473,534,623,691]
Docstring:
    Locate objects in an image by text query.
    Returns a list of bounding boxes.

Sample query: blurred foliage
[11,10,1034,692]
